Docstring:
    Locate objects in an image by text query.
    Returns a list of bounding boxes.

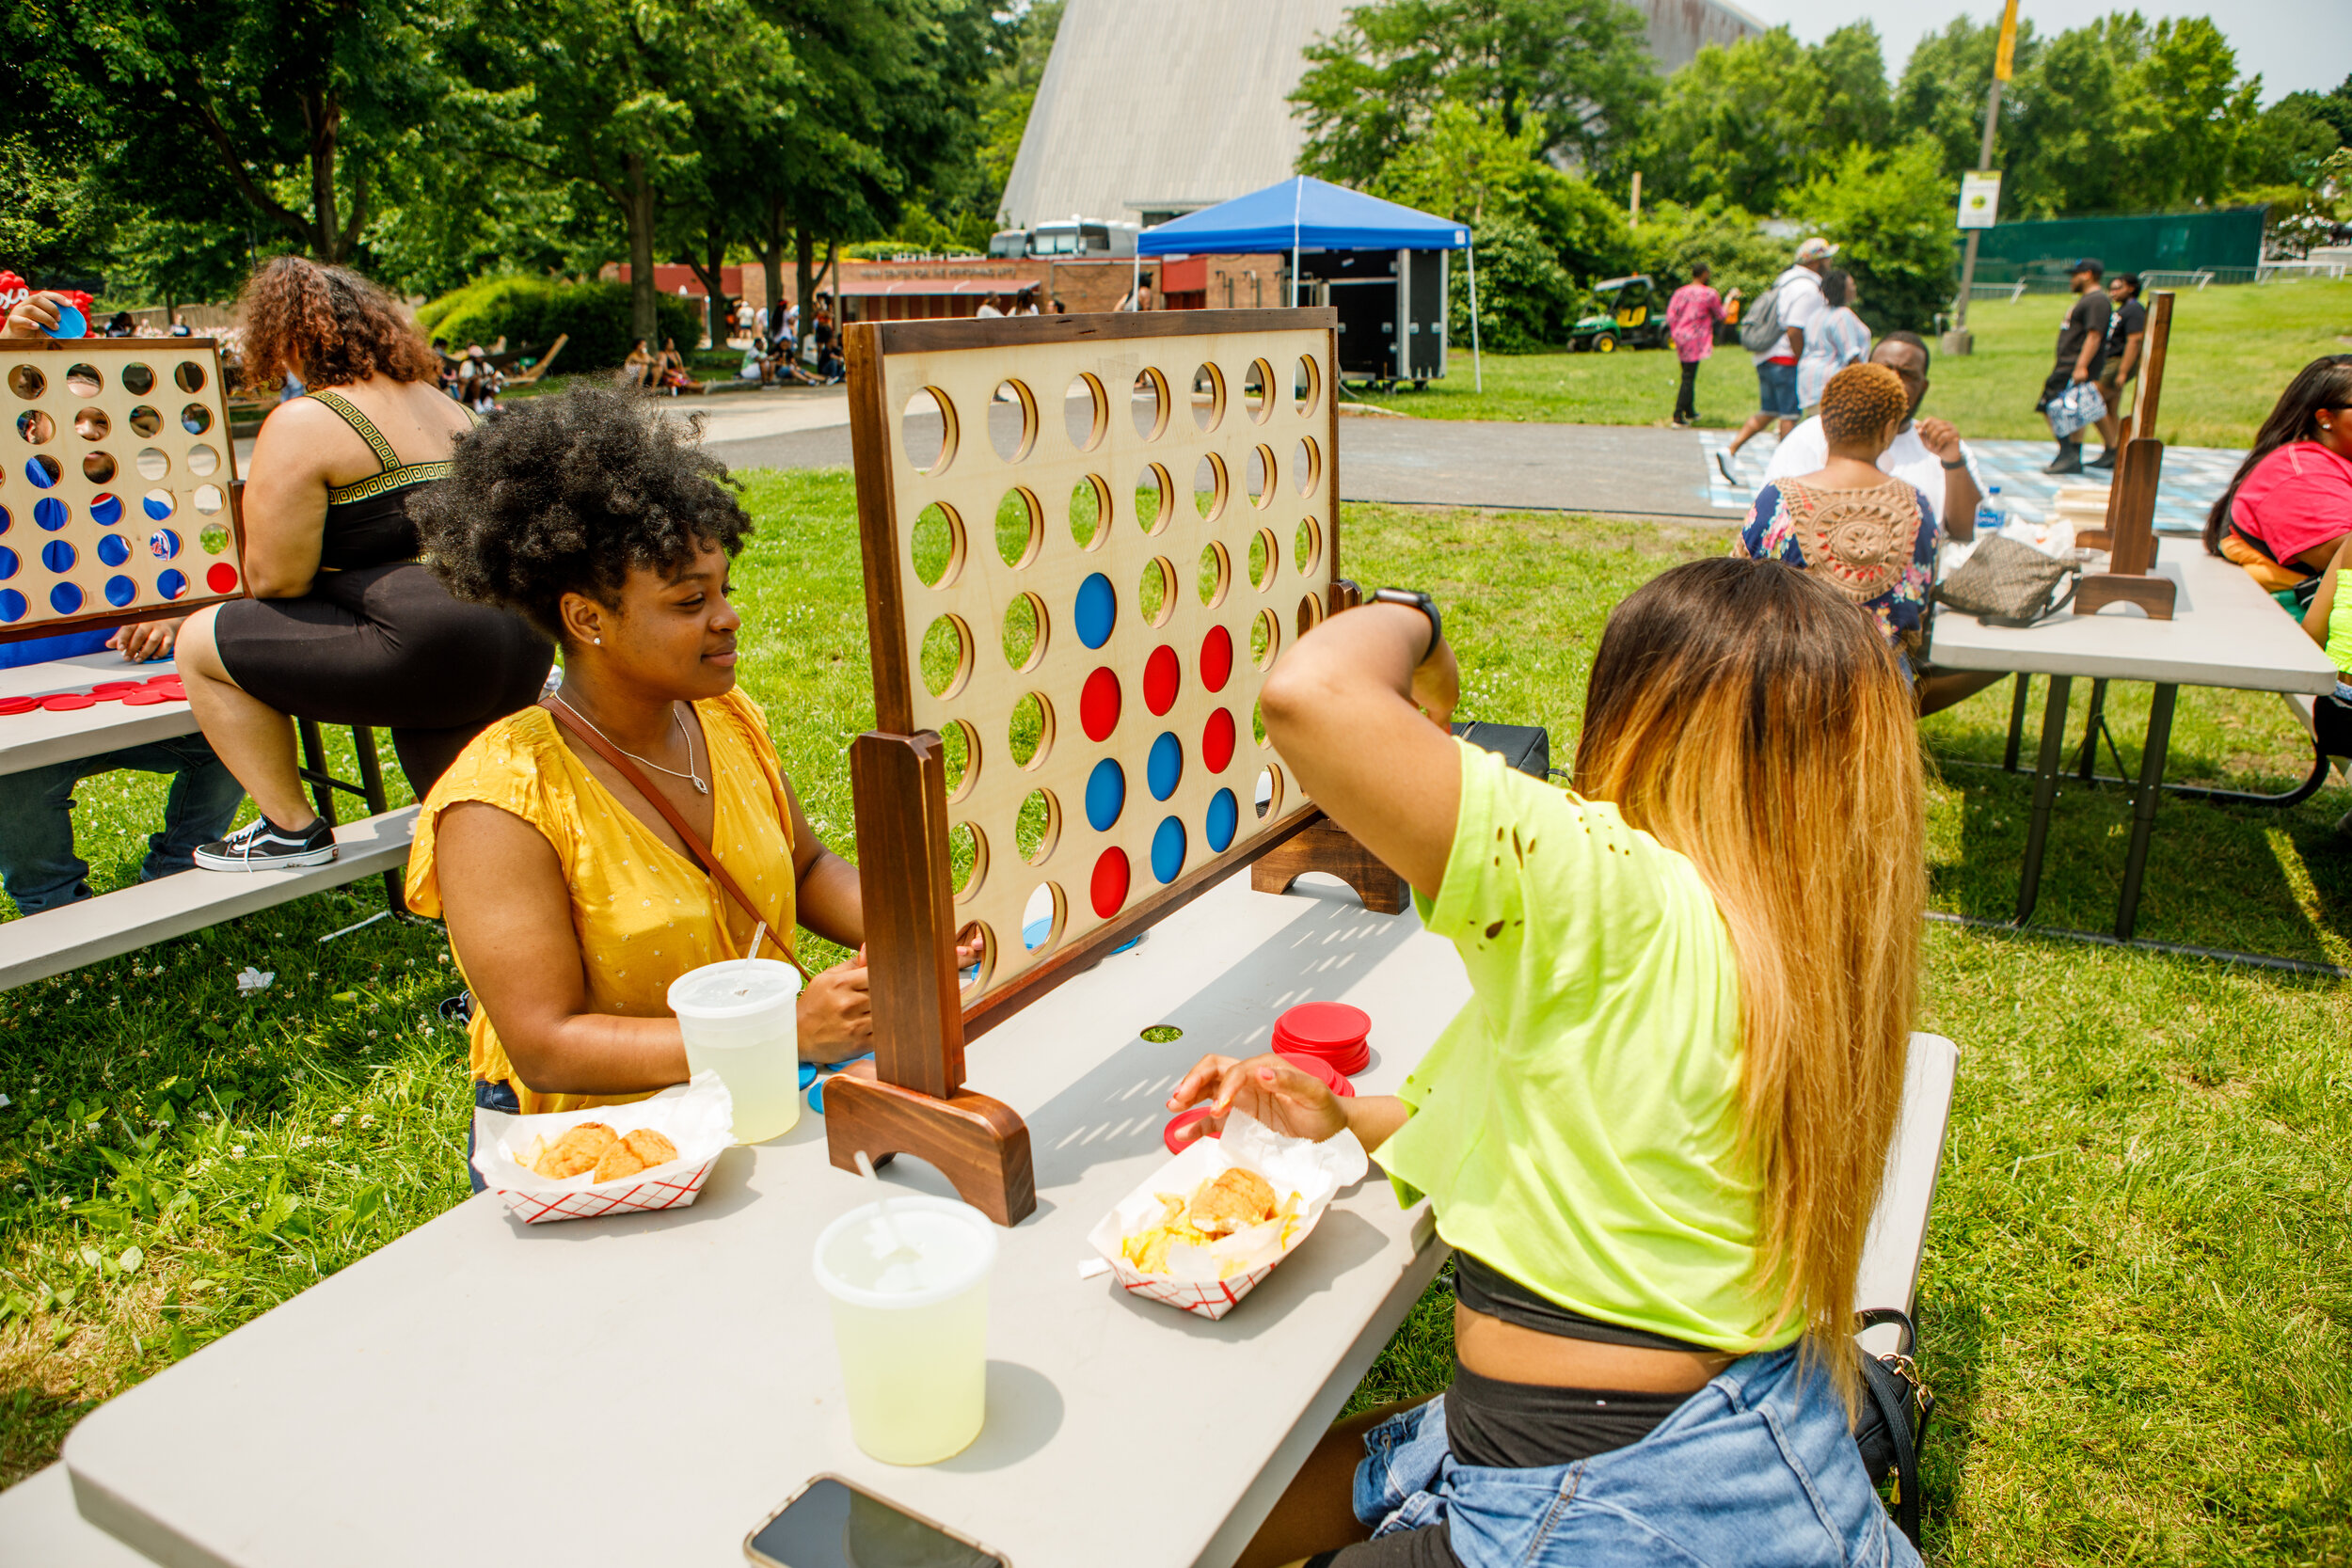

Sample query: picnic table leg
[2014,674,2072,925]
[2114,683,2177,942]
[2074,679,2108,780]
[2003,673,2032,772]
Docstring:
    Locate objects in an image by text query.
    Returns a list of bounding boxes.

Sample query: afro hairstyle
[412,383,753,642]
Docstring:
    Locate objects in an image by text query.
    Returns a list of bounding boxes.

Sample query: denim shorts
[1755,359,1801,419]
[1351,1346,1920,1568]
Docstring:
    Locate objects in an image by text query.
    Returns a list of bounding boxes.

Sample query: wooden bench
[0,808,416,991]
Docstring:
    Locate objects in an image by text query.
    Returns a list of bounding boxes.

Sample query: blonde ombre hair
[1575,556,1924,1407]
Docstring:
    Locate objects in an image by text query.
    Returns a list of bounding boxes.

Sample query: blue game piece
[1085,757,1125,832]
[1152,816,1186,884]
[1206,787,1239,852]
[1074,572,1116,649]
[42,305,87,341]
[1147,731,1183,801]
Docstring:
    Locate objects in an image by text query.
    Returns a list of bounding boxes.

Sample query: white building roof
[999,0,1764,230]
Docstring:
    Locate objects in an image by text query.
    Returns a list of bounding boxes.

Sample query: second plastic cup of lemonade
[667,958,803,1143]
[814,1196,997,1465]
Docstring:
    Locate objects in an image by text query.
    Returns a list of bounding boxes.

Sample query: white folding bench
[0,1465,149,1566]
[1855,1032,1961,1356]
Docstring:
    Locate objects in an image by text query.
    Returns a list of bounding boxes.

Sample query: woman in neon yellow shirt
[2299,531,2352,774]
[1171,560,1926,1568]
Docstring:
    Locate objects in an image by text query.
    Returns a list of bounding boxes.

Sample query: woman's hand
[1166,1053,1349,1147]
[109,617,181,662]
[3,292,70,341]
[798,954,873,1060]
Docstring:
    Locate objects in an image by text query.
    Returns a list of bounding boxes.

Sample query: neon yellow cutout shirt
[1378,740,1796,1354]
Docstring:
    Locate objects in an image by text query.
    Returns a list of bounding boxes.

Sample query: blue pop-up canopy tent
[1134,176,1484,388]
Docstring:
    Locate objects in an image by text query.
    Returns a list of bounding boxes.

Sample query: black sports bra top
[1452,1251,1710,1355]
[308,389,475,571]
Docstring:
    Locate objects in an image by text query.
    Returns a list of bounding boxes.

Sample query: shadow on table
[1920,676,2351,965]
[1012,886,1423,1192]
[933,1361,1065,1472]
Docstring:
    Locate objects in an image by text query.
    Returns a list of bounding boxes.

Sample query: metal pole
[1948,0,2014,355]
[1467,242,1483,393]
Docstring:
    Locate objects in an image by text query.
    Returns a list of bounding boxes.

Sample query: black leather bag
[1935,533,2080,627]
[1450,721,1551,780]
[1850,1307,1934,1547]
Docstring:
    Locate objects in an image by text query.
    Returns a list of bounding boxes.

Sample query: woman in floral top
[1734,362,1937,669]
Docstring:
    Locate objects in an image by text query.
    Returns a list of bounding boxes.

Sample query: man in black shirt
[2036,257,2112,475]
[2090,272,2148,469]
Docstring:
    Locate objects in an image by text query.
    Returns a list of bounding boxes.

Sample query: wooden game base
[2074,573,2176,619]
[824,1070,1038,1227]
[1249,813,1410,914]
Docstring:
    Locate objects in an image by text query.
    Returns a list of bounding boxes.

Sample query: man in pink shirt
[1665,263,1725,427]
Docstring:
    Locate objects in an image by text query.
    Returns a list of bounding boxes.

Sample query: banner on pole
[1994,0,2019,81]
[1958,172,2002,230]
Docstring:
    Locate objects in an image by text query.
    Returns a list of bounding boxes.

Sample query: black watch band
[1939,457,1969,469]
[1371,587,1442,660]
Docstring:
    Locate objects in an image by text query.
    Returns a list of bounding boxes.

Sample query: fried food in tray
[1120,1167,1303,1278]
[516,1123,682,1185]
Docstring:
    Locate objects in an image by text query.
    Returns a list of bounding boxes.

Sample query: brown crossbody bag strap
[540,697,812,981]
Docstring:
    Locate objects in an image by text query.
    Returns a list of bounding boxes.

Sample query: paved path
[236,386,2242,531]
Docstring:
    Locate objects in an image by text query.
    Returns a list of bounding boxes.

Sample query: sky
[1742,0,2349,103]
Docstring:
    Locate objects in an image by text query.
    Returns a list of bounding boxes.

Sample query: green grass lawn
[2,472,2346,1562]
[1381,277,2352,450]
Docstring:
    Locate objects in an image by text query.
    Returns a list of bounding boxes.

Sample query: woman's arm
[1167,1053,1412,1154]
[784,777,864,949]
[436,801,693,1096]
[1258,603,1462,898]
[2302,533,2351,650]
[237,401,346,597]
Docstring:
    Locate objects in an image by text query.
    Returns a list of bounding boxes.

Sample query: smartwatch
[1939,457,1969,470]
[1371,588,1442,661]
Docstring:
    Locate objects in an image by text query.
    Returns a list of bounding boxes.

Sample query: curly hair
[237,256,439,394]
[1819,362,1907,447]
[410,383,753,642]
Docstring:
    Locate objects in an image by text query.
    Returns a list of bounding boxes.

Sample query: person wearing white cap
[1718,237,1837,482]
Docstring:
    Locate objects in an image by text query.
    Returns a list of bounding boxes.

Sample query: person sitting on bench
[167,257,554,870]
[399,386,967,1180]
[0,615,242,915]
[1172,558,1928,1568]
[2203,354,2352,613]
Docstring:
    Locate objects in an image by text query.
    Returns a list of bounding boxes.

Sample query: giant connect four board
[848,311,1343,1013]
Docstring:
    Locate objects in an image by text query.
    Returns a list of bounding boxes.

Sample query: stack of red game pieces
[0,673,185,717]
[1273,1001,1371,1078]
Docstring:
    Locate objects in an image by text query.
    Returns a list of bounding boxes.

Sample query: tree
[4,0,456,270]
[1639,24,1892,215]
[1291,0,1659,188]
[977,0,1064,228]
[1788,135,1952,333]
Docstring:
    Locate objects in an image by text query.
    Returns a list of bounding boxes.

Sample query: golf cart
[1567,275,1668,353]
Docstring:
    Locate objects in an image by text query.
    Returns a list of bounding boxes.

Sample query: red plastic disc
[1090,847,1130,918]
[141,673,178,686]
[1164,1106,1221,1155]
[1143,644,1181,716]
[1278,1050,1358,1098]
[120,689,175,705]
[145,678,184,698]
[1200,625,1233,693]
[205,563,238,594]
[0,697,38,716]
[1201,706,1236,773]
[1277,1001,1371,1050]
[89,680,144,695]
[41,693,97,711]
[1080,666,1121,741]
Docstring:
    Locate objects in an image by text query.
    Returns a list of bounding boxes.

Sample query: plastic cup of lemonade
[666,958,803,1144]
[813,1196,998,1465]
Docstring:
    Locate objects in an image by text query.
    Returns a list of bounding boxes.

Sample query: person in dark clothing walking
[2090,273,2147,469]
[2037,258,2111,476]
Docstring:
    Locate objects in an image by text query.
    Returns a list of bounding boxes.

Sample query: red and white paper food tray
[1085,1111,1369,1320]
[469,1073,735,1224]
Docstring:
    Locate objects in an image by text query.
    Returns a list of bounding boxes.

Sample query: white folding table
[0,648,197,779]
[1926,537,2338,952]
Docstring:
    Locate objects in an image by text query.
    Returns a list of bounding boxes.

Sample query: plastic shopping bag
[2045,380,2107,441]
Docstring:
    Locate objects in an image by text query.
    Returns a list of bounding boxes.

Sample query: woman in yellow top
[402,386,877,1169]
[1172,562,1926,1568]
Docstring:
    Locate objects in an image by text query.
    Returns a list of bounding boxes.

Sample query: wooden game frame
[1,338,246,643]
[2074,290,2175,619]
[830,309,1371,1223]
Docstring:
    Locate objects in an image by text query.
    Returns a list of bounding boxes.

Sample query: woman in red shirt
[2204,355,2352,605]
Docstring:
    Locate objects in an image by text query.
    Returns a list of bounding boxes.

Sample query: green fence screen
[1961,207,2267,283]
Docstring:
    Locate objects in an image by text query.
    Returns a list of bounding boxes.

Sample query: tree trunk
[626,152,660,346]
[302,87,344,261]
[759,201,787,345]
[794,227,815,346]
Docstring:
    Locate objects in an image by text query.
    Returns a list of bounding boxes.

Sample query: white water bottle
[1975,484,2009,537]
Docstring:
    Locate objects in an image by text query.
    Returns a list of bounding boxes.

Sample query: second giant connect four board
[849,310,1343,1016]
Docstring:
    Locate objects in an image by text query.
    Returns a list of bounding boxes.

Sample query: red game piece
[41,693,97,711]
[89,680,144,695]
[206,563,238,594]
[0,697,38,716]
[1276,1051,1357,1098]
[1201,707,1235,773]
[1089,847,1130,919]
[1200,625,1232,692]
[120,689,177,705]
[1163,1106,1220,1155]
[1080,666,1120,742]
[1142,644,1181,716]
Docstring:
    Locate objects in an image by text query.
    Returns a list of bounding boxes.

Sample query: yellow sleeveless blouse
[405,689,799,1115]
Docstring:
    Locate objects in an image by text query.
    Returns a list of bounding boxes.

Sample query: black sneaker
[194,816,338,871]
[2087,448,2117,469]
[2043,447,2084,476]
